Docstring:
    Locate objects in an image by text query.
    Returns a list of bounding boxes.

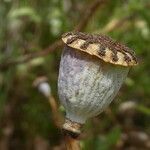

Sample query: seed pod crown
[62,32,138,67]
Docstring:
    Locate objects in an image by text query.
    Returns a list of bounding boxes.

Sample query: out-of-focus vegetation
[0,0,149,150]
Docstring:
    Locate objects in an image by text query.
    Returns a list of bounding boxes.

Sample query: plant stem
[63,130,81,150]
[62,119,82,150]
[48,96,63,128]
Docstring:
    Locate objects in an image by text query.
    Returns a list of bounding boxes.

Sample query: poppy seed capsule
[58,32,138,135]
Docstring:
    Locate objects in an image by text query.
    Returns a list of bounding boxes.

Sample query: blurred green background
[0,0,149,150]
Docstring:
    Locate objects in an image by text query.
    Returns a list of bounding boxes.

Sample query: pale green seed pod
[58,32,138,134]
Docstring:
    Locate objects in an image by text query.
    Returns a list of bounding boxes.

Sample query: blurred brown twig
[74,0,106,31]
[33,76,63,128]
[0,40,63,70]
[99,14,136,33]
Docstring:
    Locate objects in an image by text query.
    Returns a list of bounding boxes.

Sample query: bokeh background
[0,0,150,150]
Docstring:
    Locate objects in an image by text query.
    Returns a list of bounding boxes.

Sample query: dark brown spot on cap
[111,51,118,62]
[124,54,131,62]
[80,40,91,50]
[100,46,105,51]
[62,32,73,38]
[66,36,78,44]
[112,55,119,62]
[97,46,106,56]
[98,50,106,57]
[132,55,138,63]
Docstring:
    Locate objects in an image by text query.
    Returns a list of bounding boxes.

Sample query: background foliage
[0,0,149,150]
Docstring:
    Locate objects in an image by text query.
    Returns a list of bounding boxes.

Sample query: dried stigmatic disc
[62,32,138,67]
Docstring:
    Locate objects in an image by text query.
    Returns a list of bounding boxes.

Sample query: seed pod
[33,76,51,98]
[58,32,138,134]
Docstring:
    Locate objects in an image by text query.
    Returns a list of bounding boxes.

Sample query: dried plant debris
[62,32,138,66]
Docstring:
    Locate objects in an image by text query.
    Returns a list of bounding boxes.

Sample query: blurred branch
[99,14,136,33]
[74,0,106,31]
[0,40,63,70]
[0,0,107,70]
[33,76,63,128]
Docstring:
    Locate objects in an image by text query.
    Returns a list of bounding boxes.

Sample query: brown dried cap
[62,32,138,67]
